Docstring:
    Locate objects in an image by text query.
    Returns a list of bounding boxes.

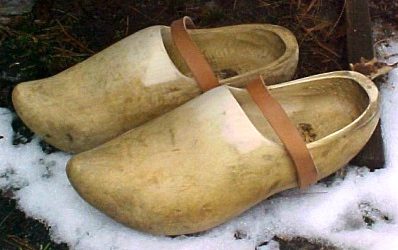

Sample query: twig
[0,211,12,227]
[302,21,331,34]
[258,0,272,8]
[125,16,130,37]
[304,0,318,15]
[297,0,302,10]
[55,19,95,54]
[385,53,398,59]
[53,47,90,57]
[4,235,36,250]
[153,6,168,20]
[373,38,391,47]
[51,8,79,21]
[326,0,346,38]
[316,49,343,69]
[129,6,156,23]
[314,38,341,58]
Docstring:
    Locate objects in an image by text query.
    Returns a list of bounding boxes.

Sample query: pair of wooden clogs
[12,17,380,235]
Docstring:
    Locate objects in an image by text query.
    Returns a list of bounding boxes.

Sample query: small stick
[326,0,346,38]
[55,19,95,55]
[304,0,318,15]
[314,38,341,58]
[125,16,130,37]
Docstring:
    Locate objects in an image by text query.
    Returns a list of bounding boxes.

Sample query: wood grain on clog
[67,71,379,235]
[12,24,298,153]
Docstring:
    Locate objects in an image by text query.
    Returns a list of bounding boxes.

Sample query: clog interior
[162,25,286,79]
[231,78,370,143]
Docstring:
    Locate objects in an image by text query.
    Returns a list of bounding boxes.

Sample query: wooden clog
[12,17,298,153]
[66,71,379,235]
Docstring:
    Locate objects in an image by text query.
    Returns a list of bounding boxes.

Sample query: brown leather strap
[170,16,219,91]
[246,76,318,189]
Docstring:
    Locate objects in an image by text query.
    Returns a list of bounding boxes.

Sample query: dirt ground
[0,0,396,249]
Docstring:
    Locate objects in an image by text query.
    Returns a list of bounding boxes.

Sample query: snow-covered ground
[1,39,398,250]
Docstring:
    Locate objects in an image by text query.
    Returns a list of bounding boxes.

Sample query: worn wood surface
[67,71,379,235]
[12,23,298,153]
[346,0,385,169]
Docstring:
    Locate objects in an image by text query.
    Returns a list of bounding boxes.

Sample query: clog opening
[230,77,370,144]
[161,25,286,80]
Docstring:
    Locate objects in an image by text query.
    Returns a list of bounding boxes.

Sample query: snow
[1,37,398,250]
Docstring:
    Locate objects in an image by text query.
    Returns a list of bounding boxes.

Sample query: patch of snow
[1,35,398,250]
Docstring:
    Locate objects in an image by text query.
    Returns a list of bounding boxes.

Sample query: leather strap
[170,16,219,91]
[246,76,318,189]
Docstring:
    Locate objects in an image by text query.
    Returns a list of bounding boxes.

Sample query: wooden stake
[346,0,385,169]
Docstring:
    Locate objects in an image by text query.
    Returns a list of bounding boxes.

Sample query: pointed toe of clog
[12,82,67,150]
[66,155,107,211]
[12,83,31,115]
[12,80,98,153]
[66,156,93,202]
[12,82,47,136]
[66,156,83,187]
